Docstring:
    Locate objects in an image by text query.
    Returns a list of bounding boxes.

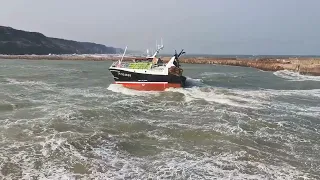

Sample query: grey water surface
[0,59,319,179]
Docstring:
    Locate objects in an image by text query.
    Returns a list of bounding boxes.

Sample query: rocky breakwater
[288,58,320,76]
[175,57,320,76]
[1,54,320,76]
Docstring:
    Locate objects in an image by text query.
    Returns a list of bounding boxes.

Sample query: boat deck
[111,61,164,70]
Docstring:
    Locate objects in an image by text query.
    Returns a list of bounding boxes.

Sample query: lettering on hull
[118,72,132,77]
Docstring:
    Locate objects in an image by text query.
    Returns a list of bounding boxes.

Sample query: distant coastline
[0,25,123,55]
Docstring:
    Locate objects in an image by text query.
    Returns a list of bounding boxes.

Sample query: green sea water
[0,59,319,179]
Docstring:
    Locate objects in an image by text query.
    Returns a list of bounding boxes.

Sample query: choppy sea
[0,59,319,179]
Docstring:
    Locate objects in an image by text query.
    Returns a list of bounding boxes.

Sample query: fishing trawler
[109,42,186,91]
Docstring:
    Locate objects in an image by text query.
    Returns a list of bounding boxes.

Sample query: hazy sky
[1,0,319,55]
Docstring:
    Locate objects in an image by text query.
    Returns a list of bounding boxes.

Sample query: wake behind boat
[109,43,187,91]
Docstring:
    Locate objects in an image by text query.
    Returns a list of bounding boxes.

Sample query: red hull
[115,81,181,91]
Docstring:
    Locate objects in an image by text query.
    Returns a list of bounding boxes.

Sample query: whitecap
[274,70,320,81]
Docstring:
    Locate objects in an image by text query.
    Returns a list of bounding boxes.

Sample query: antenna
[150,38,164,58]
[119,46,127,64]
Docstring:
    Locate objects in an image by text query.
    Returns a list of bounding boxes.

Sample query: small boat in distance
[109,42,186,91]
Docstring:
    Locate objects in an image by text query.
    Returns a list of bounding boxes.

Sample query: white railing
[111,61,131,68]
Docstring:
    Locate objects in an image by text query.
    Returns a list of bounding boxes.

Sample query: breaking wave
[274,70,320,81]
[165,86,268,109]
[184,77,204,87]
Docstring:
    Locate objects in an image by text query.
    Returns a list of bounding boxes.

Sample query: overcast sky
[1,0,319,55]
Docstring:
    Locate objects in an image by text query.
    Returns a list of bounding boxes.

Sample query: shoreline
[1,54,320,76]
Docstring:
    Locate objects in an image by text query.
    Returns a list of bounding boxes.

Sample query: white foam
[184,77,204,87]
[40,136,65,157]
[201,72,227,76]
[62,88,114,98]
[107,84,160,96]
[0,100,316,180]
[274,70,320,81]
[266,88,320,99]
[285,104,320,119]
[231,87,320,102]
[88,147,308,180]
[4,78,56,93]
[165,87,267,109]
[5,78,48,86]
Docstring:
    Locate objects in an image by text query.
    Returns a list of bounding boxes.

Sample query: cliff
[0,26,122,55]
